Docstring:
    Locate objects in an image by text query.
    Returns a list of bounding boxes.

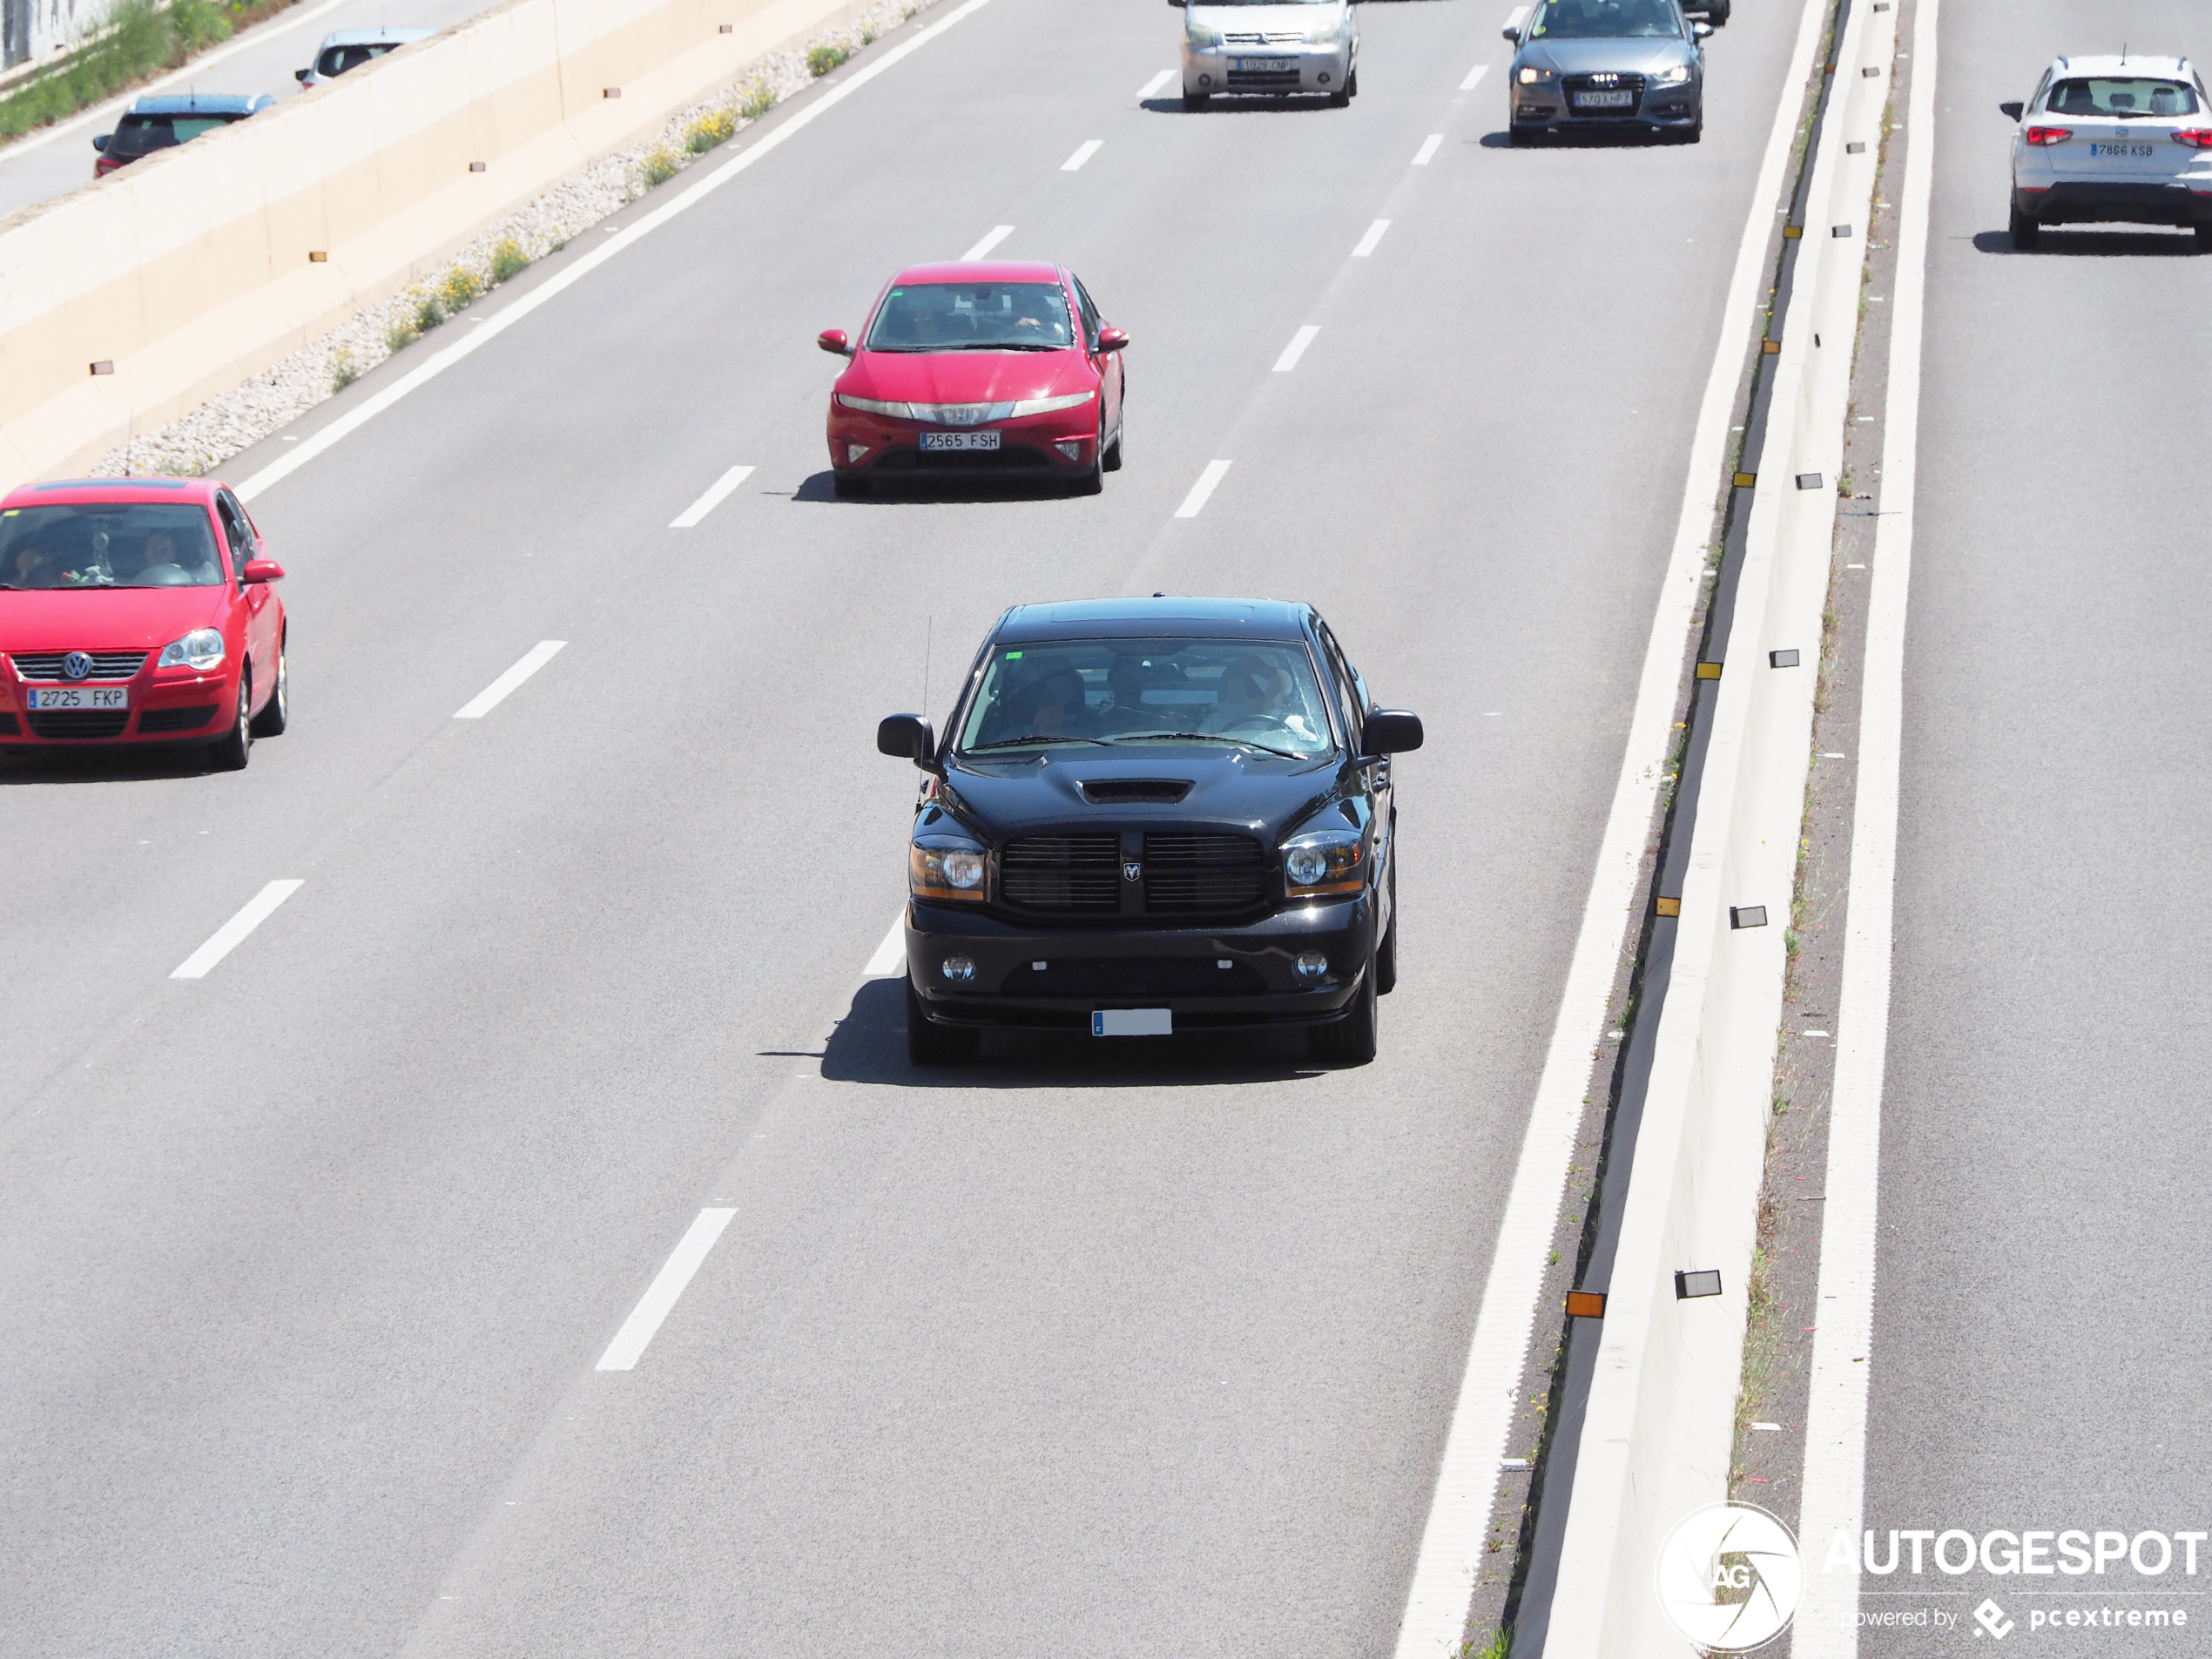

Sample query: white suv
[2005,55,2212,250]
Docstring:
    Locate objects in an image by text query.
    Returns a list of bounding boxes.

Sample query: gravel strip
[94,0,937,478]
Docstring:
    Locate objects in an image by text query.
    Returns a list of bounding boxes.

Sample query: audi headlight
[839,392,914,418]
[156,628,225,672]
[1281,827,1364,896]
[1518,65,1556,84]
[911,835,988,900]
[1009,390,1095,417]
[1656,64,1692,84]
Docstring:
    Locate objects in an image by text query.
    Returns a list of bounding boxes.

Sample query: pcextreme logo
[1655,1502,1804,1651]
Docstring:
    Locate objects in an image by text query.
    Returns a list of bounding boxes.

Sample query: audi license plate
[1574,89,1635,109]
[921,430,1000,451]
[2088,142,2156,158]
[25,685,127,710]
[1094,1008,1172,1037]
[1234,57,1295,71]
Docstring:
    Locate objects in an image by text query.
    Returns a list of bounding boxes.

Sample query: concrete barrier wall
[1536,0,1900,1651]
[0,0,863,489]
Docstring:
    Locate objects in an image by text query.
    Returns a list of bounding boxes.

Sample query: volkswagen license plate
[25,685,127,710]
[1093,1008,1172,1037]
[1574,89,1635,109]
[1234,57,1294,71]
[921,430,1000,451]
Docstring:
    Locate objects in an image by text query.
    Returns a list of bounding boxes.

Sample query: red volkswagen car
[0,477,287,768]
[819,261,1128,497]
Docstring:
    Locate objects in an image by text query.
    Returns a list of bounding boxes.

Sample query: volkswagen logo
[61,651,92,681]
[1123,860,1143,882]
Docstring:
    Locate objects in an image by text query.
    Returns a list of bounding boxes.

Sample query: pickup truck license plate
[1093,1008,1171,1036]
[26,685,128,709]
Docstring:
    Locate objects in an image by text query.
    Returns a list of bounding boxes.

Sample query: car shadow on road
[793,469,1087,506]
[1139,96,1347,114]
[0,746,213,786]
[1478,128,1687,148]
[809,975,1327,1088]
[1970,227,2203,256]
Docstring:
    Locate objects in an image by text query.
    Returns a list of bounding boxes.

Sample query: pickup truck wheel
[1309,960,1378,1065]
[907,974,980,1065]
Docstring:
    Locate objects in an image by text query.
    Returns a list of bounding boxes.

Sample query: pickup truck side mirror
[1360,710,1424,756]
[878,712,936,765]
[2000,100,2024,121]
[818,328,853,356]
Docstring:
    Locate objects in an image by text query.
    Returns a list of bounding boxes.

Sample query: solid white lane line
[1460,62,1491,91]
[1413,133,1444,165]
[1387,0,1832,1649]
[595,1209,737,1372]
[1795,2,1933,1654]
[1137,66,1175,98]
[171,880,305,980]
[1273,326,1321,373]
[1061,138,1103,172]
[864,914,907,977]
[960,224,1015,260]
[237,0,1005,504]
[1173,460,1232,519]
[669,464,754,528]
[455,641,567,719]
[1352,218,1392,258]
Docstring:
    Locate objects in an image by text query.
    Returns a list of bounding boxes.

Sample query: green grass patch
[806,40,852,77]
[639,142,682,188]
[489,236,530,283]
[436,264,482,312]
[329,346,357,390]
[738,76,778,120]
[685,108,735,153]
[0,0,299,145]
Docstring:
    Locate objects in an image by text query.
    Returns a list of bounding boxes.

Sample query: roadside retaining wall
[0,0,866,489]
[1536,1,1900,1652]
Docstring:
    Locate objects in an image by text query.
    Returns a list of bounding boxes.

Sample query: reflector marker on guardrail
[1676,1270,1723,1299]
[1770,649,1801,667]
[1566,1291,1607,1319]
[1730,905,1769,929]
[1655,897,1682,918]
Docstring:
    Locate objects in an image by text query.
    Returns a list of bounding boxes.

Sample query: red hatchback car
[0,478,287,768]
[819,260,1128,497]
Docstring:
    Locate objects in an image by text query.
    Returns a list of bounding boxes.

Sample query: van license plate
[1094,1008,1171,1036]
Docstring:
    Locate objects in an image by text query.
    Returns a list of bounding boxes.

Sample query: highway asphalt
[0,0,499,223]
[2,1,1817,1653]
[1846,0,2212,1650]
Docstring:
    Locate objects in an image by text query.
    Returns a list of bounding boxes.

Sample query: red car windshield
[0,503,226,590]
[867,281,1075,352]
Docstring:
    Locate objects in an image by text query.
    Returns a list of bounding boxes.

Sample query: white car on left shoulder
[2003,53,2212,249]
[1177,0,1358,111]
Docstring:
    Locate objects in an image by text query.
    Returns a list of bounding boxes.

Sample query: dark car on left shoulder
[879,597,1422,1067]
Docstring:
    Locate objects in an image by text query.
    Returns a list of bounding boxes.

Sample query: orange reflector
[1733,471,1757,488]
[1783,225,1804,239]
[1567,1291,1607,1319]
[1696,662,1723,680]
[1762,339,1782,354]
[1655,896,1681,918]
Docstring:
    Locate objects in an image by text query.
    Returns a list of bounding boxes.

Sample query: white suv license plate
[1094,1008,1172,1037]
[26,685,127,710]
[921,430,1000,451]
[1574,89,1635,109]
[1234,57,1294,71]
[2088,142,2157,158]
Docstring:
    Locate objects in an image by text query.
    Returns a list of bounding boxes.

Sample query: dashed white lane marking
[172,880,305,980]
[865,914,907,977]
[595,1209,737,1372]
[1352,218,1392,258]
[1137,66,1175,98]
[669,464,754,528]
[1062,138,1103,171]
[1413,133,1444,165]
[455,641,567,718]
[1273,326,1320,373]
[1460,61,1492,91]
[1388,0,1833,1643]
[960,224,1015,260]
[1173,460,1233,519]
[1501,5,1530,37]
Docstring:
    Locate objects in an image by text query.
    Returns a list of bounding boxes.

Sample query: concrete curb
[1535,1,1901,1652]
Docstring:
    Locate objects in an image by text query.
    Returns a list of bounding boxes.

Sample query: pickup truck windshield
[959,637,1336,757]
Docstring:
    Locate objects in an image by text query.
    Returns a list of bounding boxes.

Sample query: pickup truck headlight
[911,835,987,900]
[156,628,225,671]
[1282,826,1364,896]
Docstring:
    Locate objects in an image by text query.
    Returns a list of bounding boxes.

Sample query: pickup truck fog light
[941,955,975,983]
[1294,952,1329,981]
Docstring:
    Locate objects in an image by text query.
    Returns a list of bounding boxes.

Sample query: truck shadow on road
[811,976,1325,1088]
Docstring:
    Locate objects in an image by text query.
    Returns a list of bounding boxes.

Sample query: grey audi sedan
[1504,0,1711,144]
